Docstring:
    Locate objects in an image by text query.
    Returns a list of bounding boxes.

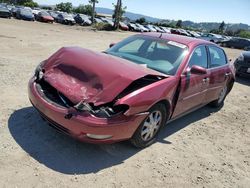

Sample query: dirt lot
[0,18,249,188]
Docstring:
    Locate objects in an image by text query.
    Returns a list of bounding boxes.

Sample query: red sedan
[36,11,54,23]
[28,33,235,147]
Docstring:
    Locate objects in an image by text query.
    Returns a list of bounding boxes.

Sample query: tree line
[0,0,126,30]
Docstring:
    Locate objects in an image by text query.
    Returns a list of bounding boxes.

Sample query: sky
[34,0,250,24]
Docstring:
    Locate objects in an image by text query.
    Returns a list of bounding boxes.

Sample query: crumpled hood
[43,47,161,106]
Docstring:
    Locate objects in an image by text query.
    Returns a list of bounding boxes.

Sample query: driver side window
[188,46,208,68]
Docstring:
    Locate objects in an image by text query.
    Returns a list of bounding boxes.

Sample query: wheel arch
[150,99,172,120]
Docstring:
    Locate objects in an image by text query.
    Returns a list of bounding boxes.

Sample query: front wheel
[130,103,167,148]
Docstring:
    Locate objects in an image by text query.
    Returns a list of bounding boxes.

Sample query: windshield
[62,14,73,19]
[21,9,32,15]
[106,35,188,75]
[40,11,50,16]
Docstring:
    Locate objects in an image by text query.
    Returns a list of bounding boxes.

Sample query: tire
[221,43,226,47]
[209,84,228,108]
[130,103,167,148]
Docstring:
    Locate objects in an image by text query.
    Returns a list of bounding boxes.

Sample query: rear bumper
[28,77,147,144]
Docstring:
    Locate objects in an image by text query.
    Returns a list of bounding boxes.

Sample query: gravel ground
[0,18,249,188]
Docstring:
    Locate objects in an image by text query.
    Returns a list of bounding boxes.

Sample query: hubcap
[141,110,162,141]
[218,86,227,103]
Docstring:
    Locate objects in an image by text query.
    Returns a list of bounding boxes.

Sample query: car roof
[141,33,214,48]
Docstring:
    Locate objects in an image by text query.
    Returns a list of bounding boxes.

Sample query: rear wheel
[130,103,167,148]
[210,84,228,107]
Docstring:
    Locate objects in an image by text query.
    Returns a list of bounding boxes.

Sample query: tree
[219,21,225,33]
[236,29,250,39]
[176,20,182,28]
[23,1,38,8]
[73,4,92,16]
[113,0,126,30]
[55,2,73,13]
[135,17,146,24]
[2,0,38,6]
[89,0,98,24]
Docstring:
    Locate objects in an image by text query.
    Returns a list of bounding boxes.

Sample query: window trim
[206,45,228,69]
[185,44,209,70]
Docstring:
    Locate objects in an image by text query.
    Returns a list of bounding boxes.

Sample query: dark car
[36,11,54,23]
[56,13,76,25]
[234,51,250,77]
[128,23,142,32]
[16,8,34,21]
[0,5,11,18]
[220,38,250,50]
[74,14,92,26]
[48,11,59,20]
[29,33,235,148]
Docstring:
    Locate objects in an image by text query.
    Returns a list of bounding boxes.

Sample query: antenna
[159,32,163,38]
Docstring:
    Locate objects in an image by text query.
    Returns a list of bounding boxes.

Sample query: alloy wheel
[141,110,162,141]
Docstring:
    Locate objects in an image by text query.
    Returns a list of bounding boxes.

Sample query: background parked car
[36,11,54,23]
[11,7,19,17]
[198,33,224,43]
[153,25,165,33]
[128,23,141,32]
[56,13,76,25]
[94,17,104,23]
[186,30,201,37]
[48,11,59,20]
[135,23,149,32]
[234,51,250,77]
[119,21,129,31]
[160,26,171,33]
[74,14,92,26]
[32,7,41,16]
[16,8,34,21]
[145,25,157,32]
[0,5,11,18]
[219,38,250,50]
[100,17,114,27]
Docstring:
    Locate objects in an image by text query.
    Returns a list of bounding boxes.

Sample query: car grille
[32,103,70,135]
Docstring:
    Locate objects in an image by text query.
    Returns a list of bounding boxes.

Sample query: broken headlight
[74,102,129,118]
[34,61,46,81]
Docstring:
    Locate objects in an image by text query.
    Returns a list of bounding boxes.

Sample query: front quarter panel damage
[115,76,179,116]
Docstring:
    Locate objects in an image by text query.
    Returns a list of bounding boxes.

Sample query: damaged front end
[34,63,164,119]
[33,47,167,120]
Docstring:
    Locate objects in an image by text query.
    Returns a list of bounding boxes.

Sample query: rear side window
[188,46,208,68]
[208,46,227,68]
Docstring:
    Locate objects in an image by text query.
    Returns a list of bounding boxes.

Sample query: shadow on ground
[8,105,220,174]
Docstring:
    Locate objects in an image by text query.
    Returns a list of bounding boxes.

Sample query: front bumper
[28,77,148,144]
[235,60,250,77]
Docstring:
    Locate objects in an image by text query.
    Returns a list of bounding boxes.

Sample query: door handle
[202,78,209,83]
[225,72,231,77]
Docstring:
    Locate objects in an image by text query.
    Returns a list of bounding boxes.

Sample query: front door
[172,45,210,118]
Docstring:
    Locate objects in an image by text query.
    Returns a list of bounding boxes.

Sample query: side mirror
[109,43,116,48]
[190,65,207,74]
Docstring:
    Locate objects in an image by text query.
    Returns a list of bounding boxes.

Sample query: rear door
[204,45,230,103]
[172,45,210,118]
